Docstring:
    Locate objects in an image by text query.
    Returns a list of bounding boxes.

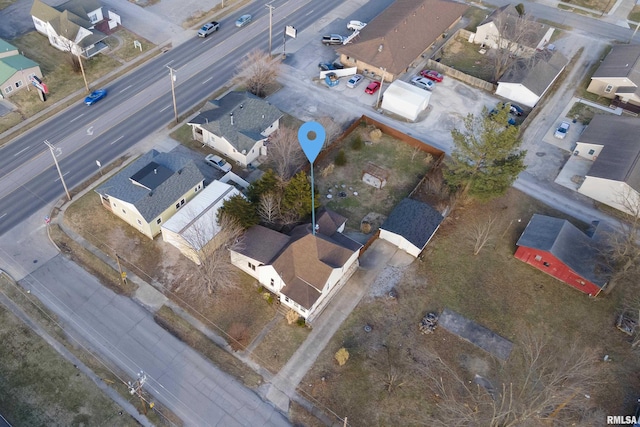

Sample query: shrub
[351,134,364,150]
[361,221,372,234]
[321,163,335,177]
[296,317,306,327]
[334,347,349,366]
[335,150,347,166]
[228,323,250,351]
[369,128,382,141]
[262,292,274,305]
[286,309,299,325]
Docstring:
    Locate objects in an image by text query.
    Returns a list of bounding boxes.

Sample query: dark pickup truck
[322,34,345,45]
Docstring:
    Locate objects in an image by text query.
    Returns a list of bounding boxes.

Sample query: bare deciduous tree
[180,213,245,297]
[424,331,601,427]
[233,49,281,97]
[317,116,343,150]
[487,12,543,82]
[257,192,281,224]
[467,215,499,255]
[266,126,305,179]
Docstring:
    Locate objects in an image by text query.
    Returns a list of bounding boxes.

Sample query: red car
[420,69,444,82]
[365,81,381,94]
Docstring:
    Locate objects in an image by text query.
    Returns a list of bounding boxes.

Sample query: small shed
[362,162,390,189]
[514,214,610,296]
[379,198,444,257]
[380,80,430,121]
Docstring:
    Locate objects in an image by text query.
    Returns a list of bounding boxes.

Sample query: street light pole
[44,140,71,201]
[166,66,178,123]
[265,3,275,57]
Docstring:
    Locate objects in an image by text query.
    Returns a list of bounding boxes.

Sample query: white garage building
[381,80,431,121]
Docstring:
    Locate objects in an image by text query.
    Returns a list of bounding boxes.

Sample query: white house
[161,181,241,264]
[381,80,431,121]
[30,0,112,58]
[379,198,444,257]
[230,209,362,322]
[188,91,283,168]
[576,115,640,216]
[495,50,567,108]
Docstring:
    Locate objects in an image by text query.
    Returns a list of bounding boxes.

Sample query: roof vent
[230,112,234,126]
[240,104,243,108]
[378,44,383,52]
[154,168,157,174]
[242,149,247,155]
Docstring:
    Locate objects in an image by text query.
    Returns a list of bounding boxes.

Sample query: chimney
[230,112,234,126]
[154,168,157,174]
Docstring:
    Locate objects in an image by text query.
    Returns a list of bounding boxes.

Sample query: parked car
[318,62,336,71]
[197,21,219,37]
[420,69,444,82]
[346,74,364,88]
[365,81,381,94]
[205,154,232,172]
[554,121,570,139]
[332,61,344,69]
[322,34,345,45]
[410,76,435,91]
[506,103,524,116]
[84,89,107,105]
[347,20,367,31]
[235,14,252,27]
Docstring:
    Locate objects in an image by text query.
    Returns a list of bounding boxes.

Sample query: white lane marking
[202,77,213,84]
[0,213,6,220]
[54,171,70,182]
[160,104,171,112]
[110,135,124,145]
[119,85,132,93]
[70,114,85,123]
[14,146,30,157]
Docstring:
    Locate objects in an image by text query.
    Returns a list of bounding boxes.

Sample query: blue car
[85,89,107,105]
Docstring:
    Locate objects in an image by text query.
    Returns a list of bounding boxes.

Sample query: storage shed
[362,162,390,189]
[380,80,430,121]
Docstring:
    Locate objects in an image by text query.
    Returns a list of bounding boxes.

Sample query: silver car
[235,14,252,27]
[410,76,435,91]
[205,154,232,172]
[346,74,364,88]
[554,121,570,139]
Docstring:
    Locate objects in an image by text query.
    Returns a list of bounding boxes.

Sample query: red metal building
[514,214,610,296]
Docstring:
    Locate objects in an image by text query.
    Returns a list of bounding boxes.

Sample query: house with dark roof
[472,4,554,53]
[573,115,640,216]
[495,50,567,108]
[0,39,43,98]
[337,0,467,82]
[188,91,283,168]
[30,0,111,58]
[230,212,362,322]
[587,44,640,114]
[95,150,205,239]
[515,214,610,296]
[379,198,444,257]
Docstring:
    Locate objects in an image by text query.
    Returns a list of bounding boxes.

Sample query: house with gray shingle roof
[472,4,555,53]
[379,198,444,257]
[337,0,468,82]
[30,0,109,58]
[95,149,205,239]
[574,115,640,216]
[515,214,610,296]
[587,44,640,113]
[495,50,567,108]
[188,91,283,168]
[230,215,362,323]
[0,39,43,98]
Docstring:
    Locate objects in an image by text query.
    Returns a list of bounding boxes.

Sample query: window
[534,255,542,262]
[588,149,595,155]
[248,262,255,271]
[175,199,185,210]
[137,219,142,225]
[284,296,290,302]
[543,262,550,267]
[89,13,97,22]
[156,218,162,224]
[4,86,12,94]
[604,84,613,93]
[122,209,126,214]
[270,278,274,287]
[15,80,23,88]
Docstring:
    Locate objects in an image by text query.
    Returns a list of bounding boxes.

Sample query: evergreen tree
[282,172,319,221]
[444,105,526,200]
[246,169,280,204]
[219,194,259,229]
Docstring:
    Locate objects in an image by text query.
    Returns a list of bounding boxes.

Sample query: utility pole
[166,65,178,123]
[128,371,148,415]
[115,253,127,286]
[44,140,71,201]
[76,52,89,93]
[265,3,275,57]
[376,68,386,109]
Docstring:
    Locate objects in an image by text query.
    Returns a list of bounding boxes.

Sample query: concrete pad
[554,155,593,190]
[438,308,513,361]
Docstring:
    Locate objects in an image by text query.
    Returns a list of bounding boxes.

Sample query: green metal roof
[0,55,39,84]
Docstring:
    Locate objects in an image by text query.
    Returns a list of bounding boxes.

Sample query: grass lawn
[0,275,139,426]
[316,124,434,232]
[107,29,155,63]
[563,0,612,13]
[439,37,495,82]
[249,317,311,373]
[568,101,614,124]
[630,5,640,23]
[296,188,640,426]
[0,0,17,10]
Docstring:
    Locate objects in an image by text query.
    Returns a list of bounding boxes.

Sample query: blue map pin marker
[298,121,326,164]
